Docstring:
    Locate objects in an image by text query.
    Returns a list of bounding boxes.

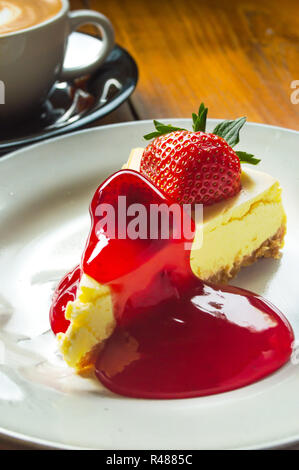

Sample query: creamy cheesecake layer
[57,274,115,369]
[191,170,286,281]
[58,148,286,370]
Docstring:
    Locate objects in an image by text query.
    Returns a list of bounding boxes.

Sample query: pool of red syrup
[50,170,294,399]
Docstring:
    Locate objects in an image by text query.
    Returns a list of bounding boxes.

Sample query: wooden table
[1,0,298,451]
[72,0,299,129]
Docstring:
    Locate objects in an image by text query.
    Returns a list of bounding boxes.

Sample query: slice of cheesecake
[125,148,286,283]
[57,148,286,371]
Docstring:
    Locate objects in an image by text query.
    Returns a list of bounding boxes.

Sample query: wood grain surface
[85,0,298,128]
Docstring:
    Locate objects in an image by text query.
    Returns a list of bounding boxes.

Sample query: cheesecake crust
[78,342,104,371]
[201,224,286,285]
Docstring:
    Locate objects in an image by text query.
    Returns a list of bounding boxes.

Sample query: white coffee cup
[0,0,115,120]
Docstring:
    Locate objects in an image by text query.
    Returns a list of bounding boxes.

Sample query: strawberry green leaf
[236,151,261,165]
[198,102,205,114]
[143,120,187,140]
[192,113,198,127]
[192,103,208,132]
[142,131,163,140]
[212,117,246,147]
[153,120,186,133]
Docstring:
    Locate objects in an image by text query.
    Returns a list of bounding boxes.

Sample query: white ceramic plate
[0,120,298,450]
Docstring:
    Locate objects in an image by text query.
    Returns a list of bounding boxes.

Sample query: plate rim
[1,118,298,165]
[0,119,299,450]
[1,422,299,451]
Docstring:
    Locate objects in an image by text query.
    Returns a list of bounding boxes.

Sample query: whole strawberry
[141,104,260,206]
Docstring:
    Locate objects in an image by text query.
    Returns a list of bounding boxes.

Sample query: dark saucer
[0,33,138,156]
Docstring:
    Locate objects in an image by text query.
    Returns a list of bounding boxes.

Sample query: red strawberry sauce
[50,170,294,399]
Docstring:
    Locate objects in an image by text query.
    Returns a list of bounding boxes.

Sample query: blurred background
[71,0,299,129]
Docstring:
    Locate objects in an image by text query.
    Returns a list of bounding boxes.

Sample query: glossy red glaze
[50,170,294,399]
[50,266,81,335]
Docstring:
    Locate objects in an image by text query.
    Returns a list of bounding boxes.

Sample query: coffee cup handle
[60,10,115,81]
